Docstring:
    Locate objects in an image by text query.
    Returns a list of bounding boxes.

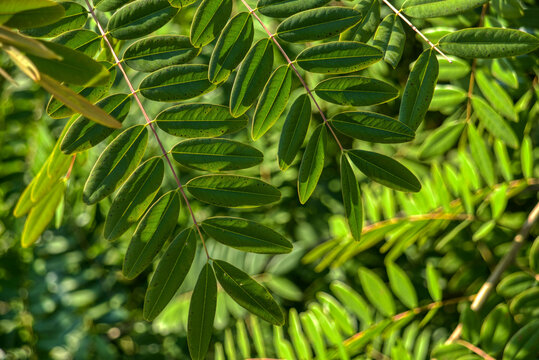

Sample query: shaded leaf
[278,94,311,170]
[190,0,232,47]
[0,25,60,59]
[341,155,363,241]
[315,76,399,106]
[298,124,327,204]
[52,29,101,57]
[83,125,148,204]
[372,14,405,68]
[21,2,87,38]
[213,260,284,325]
[480,304,512,356]
[155,103,247,138]
[201,217,292,254]
[331,111,414,143]
[340,0,380,42]
[171,138,263,171]
[186,175,281,208]
[144,227,197,320]
[426,263,442,301]
[94,0,135,12]
[1,0,64,29]
[257,0,330,18]
[123,190,180,279]
[502,319,539,360]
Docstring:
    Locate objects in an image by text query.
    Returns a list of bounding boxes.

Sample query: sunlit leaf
[315,76,399,106]
[358,267,395,317]
[402,0,487,18]
[341,155,363,241]
[298,124,327,204]
[278,94,311,170]
[331,111,414,143]
[21,2,87,38]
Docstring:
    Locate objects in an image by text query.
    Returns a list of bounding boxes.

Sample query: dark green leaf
[190,0,232,47]
[340,0,380,42]
[402,0,487,18]
[171,138,263,171]
[123,35,200,72]
[213,260,284,325]
[480,304,512,356]
[471,96,518,148]
[340,155,363,241]
[94,0,134,12]
[439,28,539,58]
[252,65,292,140]
[497,272,536,299]
[186,175,281,208]
[530,238,539,274]
[503,319,539,360]
[372,14,405,68]
[21,2,87,38]
[347,149,421,192]
[296,41,382,74]
[298,124,327,204]
[52,29,101,57]
[144,227,197,320]
[399,49,439,131]
[123,190,180,279]
[257,0,330,18]
[188,263,217,360]
[331,111,415,143]
[201,216,292,254]
[278,94,311,170]
[83,125,148,204]
[104,157,164,241]
[230,38,274,117]
[276,7,362,43]
[107,0,178,40]
[387,262,418,309]
[61,93,132,154]
[155,103,247,138]
[314,76,399,106]
[1,0,65,29]
[139,64,216,102]
[209,12,253,84]
[358,267,396,317]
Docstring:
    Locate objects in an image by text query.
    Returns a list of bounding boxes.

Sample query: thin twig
[447,201,539,343]
[239,0,344,152]
[456,340,496,360]
[65,155,76,179]
[381,0,452,63]
[84,0,210,259]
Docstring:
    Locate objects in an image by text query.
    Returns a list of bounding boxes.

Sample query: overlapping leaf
[257,0,330,18]
[340,0,380,42]
[402,0,488,18]
[21,2,87,38]
[190,0,232,47]
[471,96,518,148]
[1,0,65,29]
[372,14,405,68]
[52,29,101,57]
[278,94,311,170]
[340,155,362,241]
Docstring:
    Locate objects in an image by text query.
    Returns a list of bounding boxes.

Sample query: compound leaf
[314,76,399,106]
[190,0,232,47]
[278,94,311,170]
[298,124,327,204]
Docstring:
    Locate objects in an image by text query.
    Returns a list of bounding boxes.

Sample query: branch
[83,0,210,259]
[456,340,496,360]
[447,201,539,343]
[239,0,344,151]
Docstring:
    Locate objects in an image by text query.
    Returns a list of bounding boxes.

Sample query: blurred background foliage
[1,0,539,359]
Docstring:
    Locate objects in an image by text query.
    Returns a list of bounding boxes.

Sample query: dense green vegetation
[1,0,538,359]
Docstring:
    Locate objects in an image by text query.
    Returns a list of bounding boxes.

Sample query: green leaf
[426,263,442,301]
[503,319,539,360]
[139,64,216,102]
[467,123,496,187]
[341,155,363,241]
[475,69,517,122]
[28,41,109,87]
[461,306,480,344]
[330,280,372,325]
[372,14,405,68]
[314,76,399,107]
[188,263,217,360]
[497,272,536,298]
[521,135,533,179]
[123,190,180,279]
[492,58,518,89]
[155,103,247,138]
[257,0,330,18]
[230,38,274,117]
[209,12,253,84]
[298,124,327,204]
[437,56,470,81]
[190,0,232,47]
[123,35,200,72]
[480,304,512,356]
[0,25,60,59]
[52,29,101,57]
[331,111,415,143]
[530,238,539,274]
[358,267,396,317]
[347,149,421,192]
[296,41,382,74]
[144,227,197,320]
[340,0,380,42]
[107,0,178,40]
[213,260,284,325]
[429,85,467,111]
[83,125,148,204]
[21,2,87,38]
[402,0,487,18]
[419,122,466,160]
[201,217,292,254]
[509,287,539,319]
[1,0,65,29]
[439,28,539,58]
[252,65,292,140]
[104,157,164,241]
[61,93,132,154]
[387,262,418,309]
[47,61,116,119]
[171,138,263,171]
[472,96,518,148]
[399,49,439,131]
[278,94,311,170]
[94,0,135,12]
[276,7,362,43]
[21,179,66,248]
[300,312,327,359]
[288,308,312,360]
[186,175,281,208]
